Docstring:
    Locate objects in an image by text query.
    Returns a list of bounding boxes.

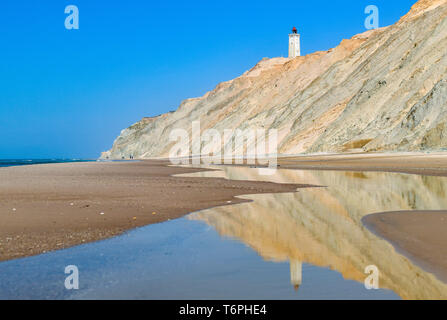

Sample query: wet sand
[363,211,447,283]
[276,152,447,176]
[0,160,305,261]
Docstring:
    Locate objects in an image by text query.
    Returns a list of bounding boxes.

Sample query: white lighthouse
[289,27,301,58]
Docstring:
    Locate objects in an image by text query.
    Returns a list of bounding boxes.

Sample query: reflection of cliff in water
[186,167,447,299]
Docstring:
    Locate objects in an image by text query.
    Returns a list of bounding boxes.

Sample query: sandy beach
[276,152,447,176]
[0,160,304,261]
[2,153,447,286]
[363,211,447,283]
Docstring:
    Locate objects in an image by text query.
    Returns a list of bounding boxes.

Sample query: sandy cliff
[102,0,447,159]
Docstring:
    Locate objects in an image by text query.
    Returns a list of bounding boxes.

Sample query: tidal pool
[1,166,446,299]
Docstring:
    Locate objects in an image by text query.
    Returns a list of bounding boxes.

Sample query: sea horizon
[0,159,94,168]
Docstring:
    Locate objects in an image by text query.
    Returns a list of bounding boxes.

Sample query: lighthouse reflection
[290,260,302,291]
[186,166,447,299]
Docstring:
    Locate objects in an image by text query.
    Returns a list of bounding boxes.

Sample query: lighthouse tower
[289,27,301,58]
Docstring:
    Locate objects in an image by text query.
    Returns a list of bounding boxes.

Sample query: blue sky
[0,0,417,159]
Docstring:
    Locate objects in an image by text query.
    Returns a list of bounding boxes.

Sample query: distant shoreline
[274,152,447,177]
[0,159,93,168]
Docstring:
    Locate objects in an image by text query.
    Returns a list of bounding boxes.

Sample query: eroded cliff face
[102,0,447,159]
